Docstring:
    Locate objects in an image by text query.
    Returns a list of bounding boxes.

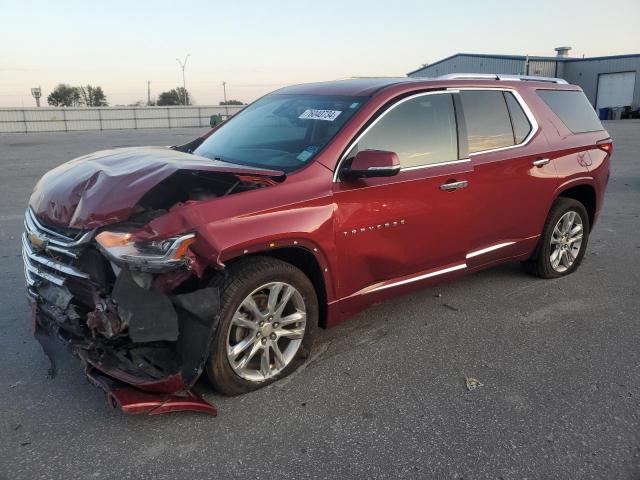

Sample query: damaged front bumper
[23,208,220,415]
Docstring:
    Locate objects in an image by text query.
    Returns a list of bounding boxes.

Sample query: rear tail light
[597,139,613,155]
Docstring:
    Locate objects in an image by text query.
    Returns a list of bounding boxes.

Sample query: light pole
[31,87,42,107]
[176,54,190,105]
[222,81,228,116]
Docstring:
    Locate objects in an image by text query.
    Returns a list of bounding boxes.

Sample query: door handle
[440,180,468,191]
[532,158,550,167]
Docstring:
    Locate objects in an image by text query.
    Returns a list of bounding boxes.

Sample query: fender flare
[547,176,596,213]
[218,237,337,304]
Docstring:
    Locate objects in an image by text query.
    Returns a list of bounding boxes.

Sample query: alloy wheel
[549,210,584,273]
[226,282,306,382]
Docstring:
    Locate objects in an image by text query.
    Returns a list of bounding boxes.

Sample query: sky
[1,0,639,107]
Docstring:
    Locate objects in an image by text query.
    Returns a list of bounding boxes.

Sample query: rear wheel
[207,257,317,395]
[522,198,590,279]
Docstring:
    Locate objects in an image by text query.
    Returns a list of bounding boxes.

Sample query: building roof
[407,52,640,76]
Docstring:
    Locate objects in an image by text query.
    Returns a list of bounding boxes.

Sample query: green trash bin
[209,114,223,127]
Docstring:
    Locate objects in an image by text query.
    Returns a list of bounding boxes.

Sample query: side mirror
[342,150,401,180]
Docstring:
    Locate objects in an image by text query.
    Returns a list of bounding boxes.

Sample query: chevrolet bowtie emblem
[28,231,48,250]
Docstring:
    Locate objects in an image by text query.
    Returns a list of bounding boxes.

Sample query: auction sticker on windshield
[299,109,342,121]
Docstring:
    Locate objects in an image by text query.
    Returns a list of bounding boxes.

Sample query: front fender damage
[31,262,222,416]
[24,145,288,416]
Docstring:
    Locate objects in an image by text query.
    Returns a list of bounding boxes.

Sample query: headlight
[95,231,196,271]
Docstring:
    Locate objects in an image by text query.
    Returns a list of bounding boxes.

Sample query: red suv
[24,75,612,414]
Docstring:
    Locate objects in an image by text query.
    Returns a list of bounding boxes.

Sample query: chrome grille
[22,208,95,288]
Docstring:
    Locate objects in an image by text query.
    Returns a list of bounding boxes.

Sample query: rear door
[332,91,473,303]
[459,88,559,267]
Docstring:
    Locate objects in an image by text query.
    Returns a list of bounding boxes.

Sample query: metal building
[407,47,640,112]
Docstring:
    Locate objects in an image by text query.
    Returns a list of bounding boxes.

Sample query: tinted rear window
[537,90,603,133]
[460,90,514,153]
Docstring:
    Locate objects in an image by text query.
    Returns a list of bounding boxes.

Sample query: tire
[522,197,590,279]
[207,256,317,395]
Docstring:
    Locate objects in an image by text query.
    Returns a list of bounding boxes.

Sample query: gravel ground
[0,122,639,480]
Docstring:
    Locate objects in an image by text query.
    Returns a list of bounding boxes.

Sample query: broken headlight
[95,231,196,271]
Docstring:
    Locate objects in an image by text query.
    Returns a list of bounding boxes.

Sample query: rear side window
[537,90,603,133]
[348,93,458,168]
[460,91,515,153]
[504,92,532,143]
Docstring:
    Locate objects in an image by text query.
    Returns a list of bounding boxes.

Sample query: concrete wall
[0,105,244,133]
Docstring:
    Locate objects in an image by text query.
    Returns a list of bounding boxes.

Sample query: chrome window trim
[451,87,539,156]
[367,165,401,171]
[401,158,471,172]
[333,90,460,182]
[333,86,540,182]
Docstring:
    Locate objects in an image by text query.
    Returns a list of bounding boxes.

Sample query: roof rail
[437,73,568,84]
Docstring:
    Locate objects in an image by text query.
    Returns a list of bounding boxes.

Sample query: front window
[194,94,365,173]
[344,92,459,168]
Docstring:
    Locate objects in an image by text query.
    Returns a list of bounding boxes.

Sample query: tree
[47,83,108,107]
[157,89,179,106]
[79,85,108,106]
[176,87,191,105]
[219,99,244,105]
[160,87,190,106]
[47,84,81,107]
[157,87,191,106]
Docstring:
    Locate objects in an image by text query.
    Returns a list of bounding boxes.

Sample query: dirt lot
[1,122,639,479]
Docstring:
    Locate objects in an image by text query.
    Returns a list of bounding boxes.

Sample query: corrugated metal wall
[563,57,640,107]
[408,53,640,109]
[0,105,244,133]
[525,60,558,77]
[410,55,527,77]
[409,55,561,78]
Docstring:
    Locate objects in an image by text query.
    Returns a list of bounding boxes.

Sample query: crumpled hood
[29,146,284,229]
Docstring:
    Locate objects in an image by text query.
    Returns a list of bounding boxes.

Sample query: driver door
[332,91,473,304]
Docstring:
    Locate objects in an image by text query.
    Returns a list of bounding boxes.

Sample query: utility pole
[176,54,190,105]
[147,80,151,106]
[222,81,228,116]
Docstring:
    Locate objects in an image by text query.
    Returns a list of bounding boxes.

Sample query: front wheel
[207,257,317,395]
[522,197,590,279]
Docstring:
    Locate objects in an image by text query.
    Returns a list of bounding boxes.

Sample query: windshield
[194,94,366,173]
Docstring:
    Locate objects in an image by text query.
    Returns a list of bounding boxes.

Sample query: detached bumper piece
[86,367,217,416]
